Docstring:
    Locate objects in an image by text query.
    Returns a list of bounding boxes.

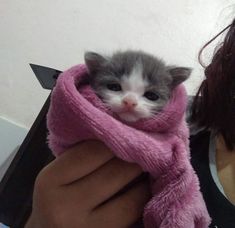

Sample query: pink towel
[47,64,211,228]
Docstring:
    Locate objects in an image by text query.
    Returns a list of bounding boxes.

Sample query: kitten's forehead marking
[122,63,148,94]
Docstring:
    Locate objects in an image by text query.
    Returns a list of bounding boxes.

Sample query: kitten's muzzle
[122,97,138,110]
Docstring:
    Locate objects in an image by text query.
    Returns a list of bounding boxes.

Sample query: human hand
[25,141,150,228]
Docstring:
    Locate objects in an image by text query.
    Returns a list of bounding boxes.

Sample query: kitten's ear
[84,52,108,74]
[168,67,192,87]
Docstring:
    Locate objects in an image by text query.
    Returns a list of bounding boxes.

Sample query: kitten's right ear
[168,67,192,88]
[84,52,108,74]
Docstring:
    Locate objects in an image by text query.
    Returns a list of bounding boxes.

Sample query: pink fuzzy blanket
[47,64,211,228]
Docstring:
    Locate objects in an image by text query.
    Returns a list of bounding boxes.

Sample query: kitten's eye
[106,83,122,91]
[144,91,159,101]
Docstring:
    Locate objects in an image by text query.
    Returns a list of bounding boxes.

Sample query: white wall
[0,117,28,180]
[0,0,234,128]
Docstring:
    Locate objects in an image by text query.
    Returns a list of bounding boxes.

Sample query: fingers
[38,140,114,186]
[91,179,151,228]
[30,141,151,228]
[66,158,143,207]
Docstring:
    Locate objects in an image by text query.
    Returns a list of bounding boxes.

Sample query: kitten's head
[85,50,191,122]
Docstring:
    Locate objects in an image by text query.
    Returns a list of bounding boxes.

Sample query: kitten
[85,50,191,122]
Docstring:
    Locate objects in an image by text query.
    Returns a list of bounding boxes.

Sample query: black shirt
[190,131,235,228]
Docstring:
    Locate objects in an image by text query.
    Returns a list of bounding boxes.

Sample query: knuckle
[35,171,48,189]
[34,167,54,195]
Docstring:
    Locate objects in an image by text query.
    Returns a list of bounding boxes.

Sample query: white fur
[103,64,157,122]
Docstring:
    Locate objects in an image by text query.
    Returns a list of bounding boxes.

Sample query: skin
[25,140,151,228]
[216,135,235,204]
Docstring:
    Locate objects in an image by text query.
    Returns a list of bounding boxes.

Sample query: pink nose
[122,97,137,109]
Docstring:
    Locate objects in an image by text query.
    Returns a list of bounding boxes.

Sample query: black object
[29,64,62,90]
[0,64,59,227]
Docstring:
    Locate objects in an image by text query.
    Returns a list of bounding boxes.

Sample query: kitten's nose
[122,97,137,109]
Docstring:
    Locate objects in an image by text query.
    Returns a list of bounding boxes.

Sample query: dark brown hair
[191,18,235,150]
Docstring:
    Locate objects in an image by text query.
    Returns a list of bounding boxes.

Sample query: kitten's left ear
[84,52,109,74]
[168,67,192,87]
